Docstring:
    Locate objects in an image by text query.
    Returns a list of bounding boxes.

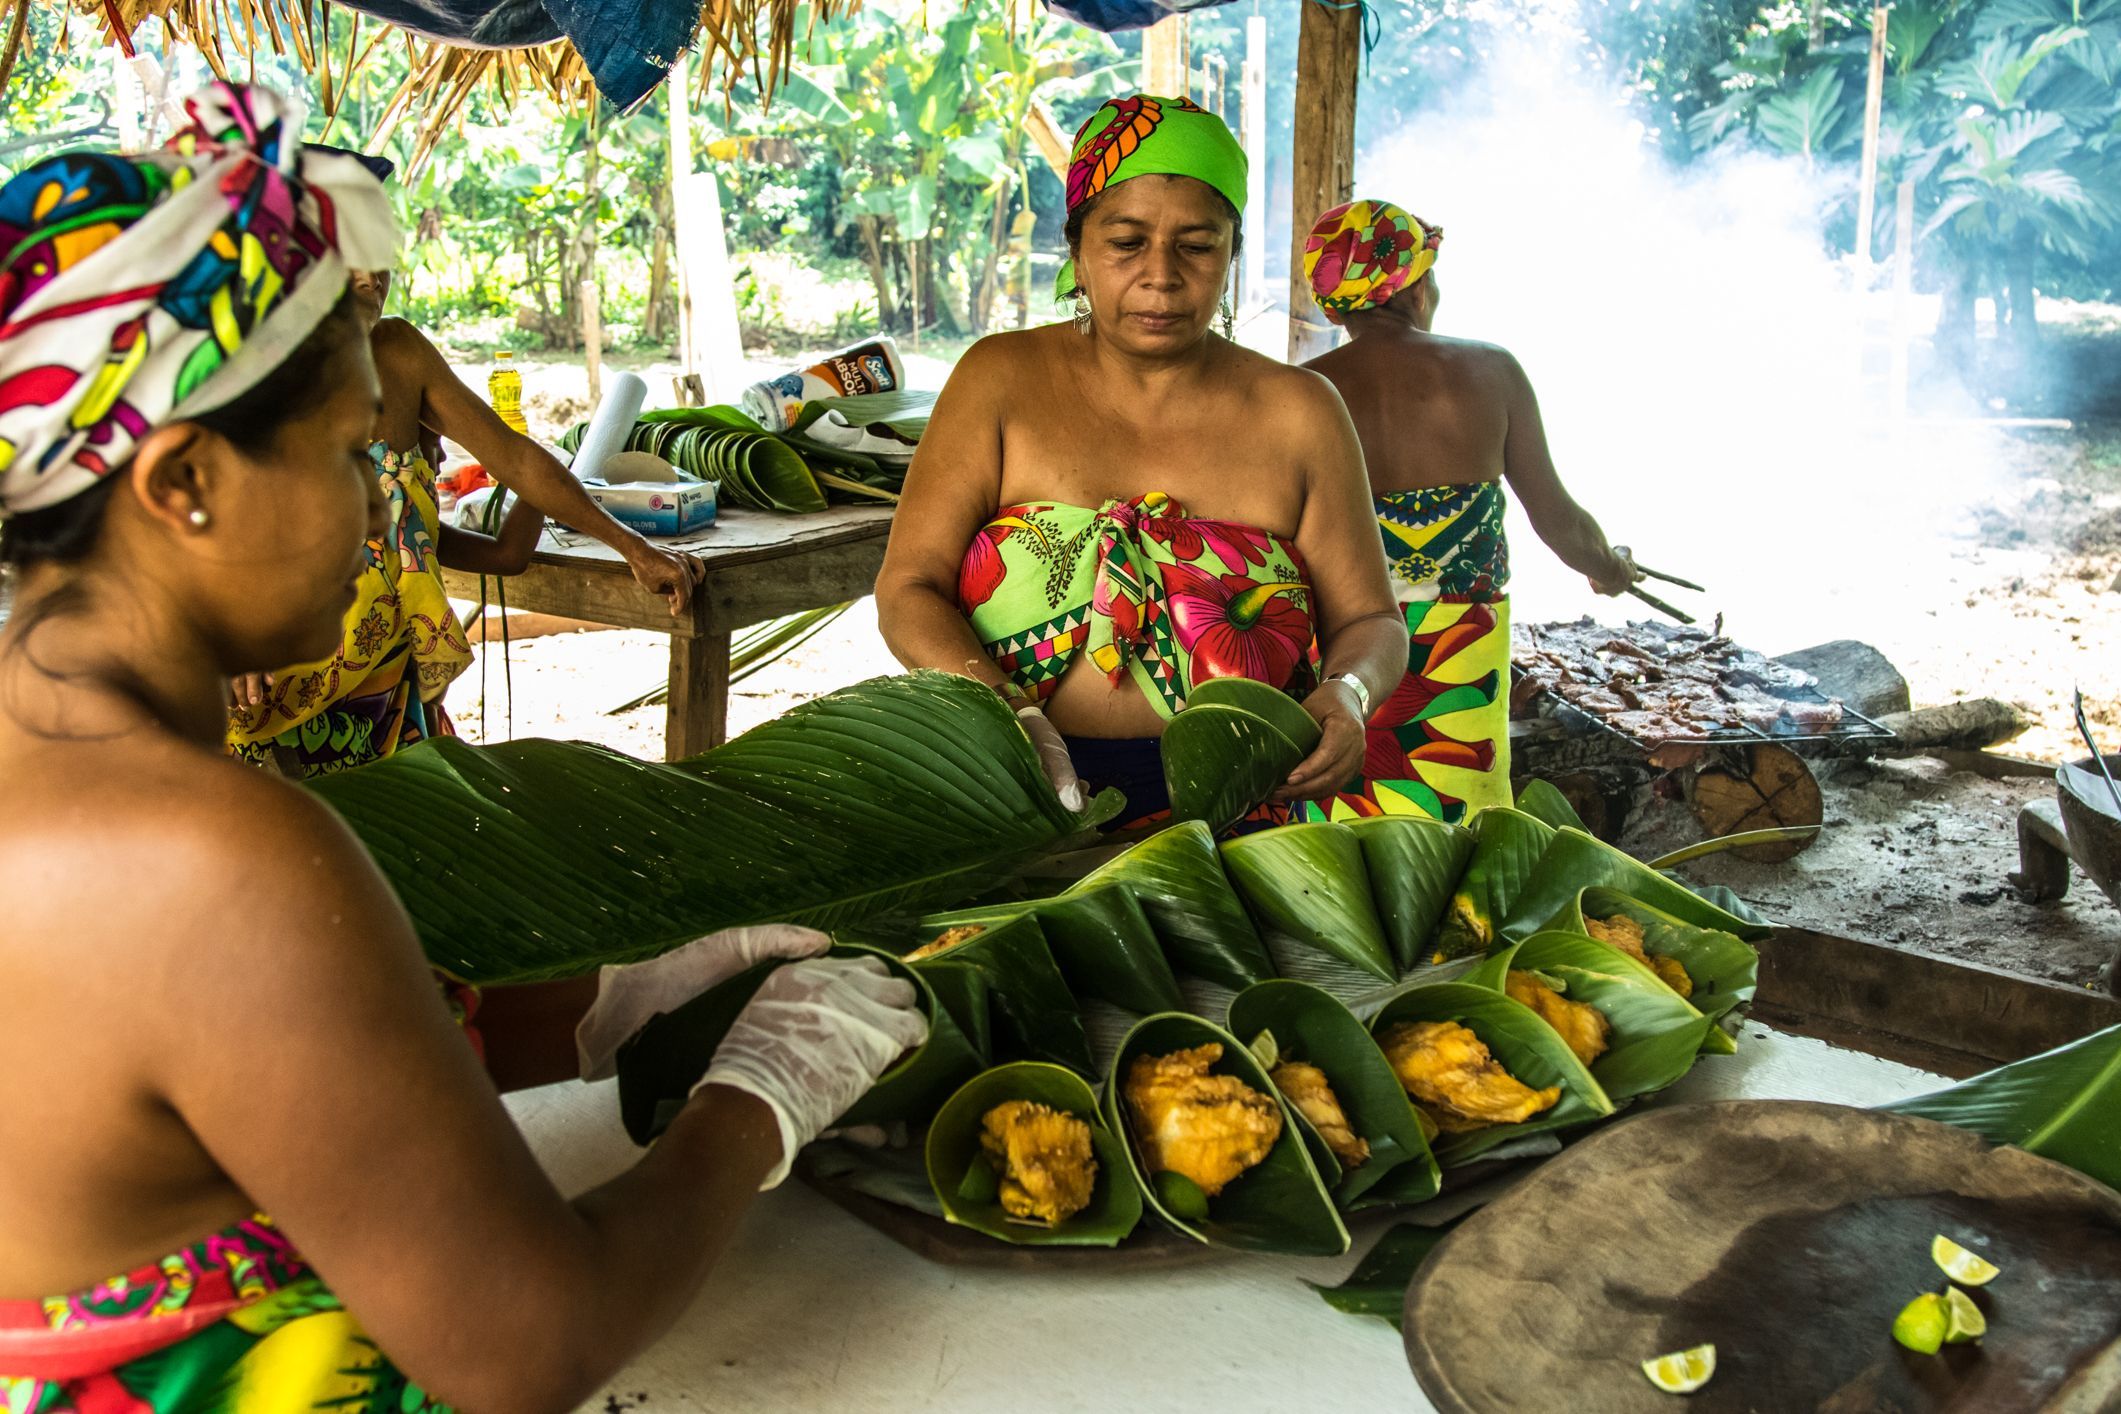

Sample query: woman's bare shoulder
[951,326,1066,385]
[6,746,397,961]
[1228,345,1350,425]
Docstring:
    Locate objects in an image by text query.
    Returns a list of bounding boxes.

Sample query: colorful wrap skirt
[0,1217,448,1413]
[226,445,473,779]
[1301,481,1513,826]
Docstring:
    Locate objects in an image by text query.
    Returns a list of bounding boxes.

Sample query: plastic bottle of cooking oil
[488,350,528,435]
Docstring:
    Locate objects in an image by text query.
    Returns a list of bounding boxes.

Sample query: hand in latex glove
[694,955,928,1188]
[1017,705,1088,812]
[1590,544,1641,597]
[576,924,831,1081]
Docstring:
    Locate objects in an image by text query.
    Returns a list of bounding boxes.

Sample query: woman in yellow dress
[225,153,705,776]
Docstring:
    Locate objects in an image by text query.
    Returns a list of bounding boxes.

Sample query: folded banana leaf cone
[924,1062,1144,1246]
[899,914,1095,1074]
[310,673,1119,985]
[1471,932,1717,1103]
[924,881,1184,1016]
[1501,827,1771,945]
[1064,820,1277,990]
[1342,815,1476,973]
[1104,1012,1350,1255]
[1220,823,1397,999]
[615,944,985,1145]
[1228,980,1442,1209]
[1532,886,1761,1055]
[1511,779,1589,833]
[1430,808,1558,963]
[1161,676,1319,834]
[1367,981,1616,1167]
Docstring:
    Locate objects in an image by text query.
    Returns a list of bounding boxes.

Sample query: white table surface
[505,1027,1951,1413]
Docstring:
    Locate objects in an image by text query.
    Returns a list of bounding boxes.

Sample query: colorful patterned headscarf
[1303,200,1442,314]
[0,83,398,515]
[1057,93,1248,299]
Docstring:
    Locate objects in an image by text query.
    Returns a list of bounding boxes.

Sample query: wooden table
[442,503,894,759]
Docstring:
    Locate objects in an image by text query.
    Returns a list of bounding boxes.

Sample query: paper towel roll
[568,370,647,481]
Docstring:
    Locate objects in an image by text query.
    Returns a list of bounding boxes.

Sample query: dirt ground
[445,326,2121,994]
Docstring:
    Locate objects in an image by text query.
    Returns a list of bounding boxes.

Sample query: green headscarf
[1057,94,1248,300]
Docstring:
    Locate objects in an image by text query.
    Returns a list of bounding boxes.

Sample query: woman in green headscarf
[877,95,1406,831]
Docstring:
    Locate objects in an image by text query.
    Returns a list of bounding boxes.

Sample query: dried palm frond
[24,0,860,150]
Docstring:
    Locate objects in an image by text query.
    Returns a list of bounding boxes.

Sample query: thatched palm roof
[7,0,850,164]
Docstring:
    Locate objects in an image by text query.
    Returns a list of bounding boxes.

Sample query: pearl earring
[187,508,210,528]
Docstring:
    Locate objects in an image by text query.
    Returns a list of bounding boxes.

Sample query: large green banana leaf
[613,944,984,1144]
[900,914,1093,1073]
[310,673,1119,984]
[1536,886,1761,1055]
[1513,779,1587,833]
[925,882,1185,1016]
[1369,981,1616,1166]
[1187,676,1323,755]
[1057,821,1276,990]
[1344,815,1476,973]
[917,960,992,1063]
[1308,1220,1461,1325]
[1104,1012,1350,1256]
[1500,827,1771,945]
[1887,1025,2121,1192]
[1482,932,1716,1102]
[1229,980,1441,1208]
[1431,808,1558,962]
[924,1062,1144,1247]
[1162,703,1306,833]
[1220,823,1397,992]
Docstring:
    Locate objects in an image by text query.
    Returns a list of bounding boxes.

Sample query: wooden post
[687,166,747,399]
[1241,15,1268,312]
[668,52,698,379]
[1854,4,1889,269]
[1288,0,1362,363]
[1141,16,1186,96]
[580,279,603,405]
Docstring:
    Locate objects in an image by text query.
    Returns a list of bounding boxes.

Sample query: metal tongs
[1611,546,1705,625]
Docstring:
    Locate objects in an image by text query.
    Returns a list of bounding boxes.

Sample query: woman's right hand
[693,955,927,1188]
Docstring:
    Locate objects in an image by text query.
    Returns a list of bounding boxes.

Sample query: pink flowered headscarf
[0,83,397,514]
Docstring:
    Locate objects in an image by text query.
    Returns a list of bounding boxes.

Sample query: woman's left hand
[625,539,707,616]
[1273,680,1368,804]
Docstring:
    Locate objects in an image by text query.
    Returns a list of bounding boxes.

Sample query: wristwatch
[1326,671,1372,721]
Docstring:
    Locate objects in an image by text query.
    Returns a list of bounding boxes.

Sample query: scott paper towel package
[738,336,905,432]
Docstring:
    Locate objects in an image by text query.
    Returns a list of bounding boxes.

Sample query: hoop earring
[1072,291,1093,336]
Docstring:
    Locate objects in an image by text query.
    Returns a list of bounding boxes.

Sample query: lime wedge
[1943,1284,1987,1344]
[1893,1292,1947,1354]
[1931,1234,2000,1287]
[1153,1169,1211,1221]
[1640,1344,1716,1394]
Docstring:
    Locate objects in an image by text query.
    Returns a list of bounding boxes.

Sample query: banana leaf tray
[798,927,2121,1268]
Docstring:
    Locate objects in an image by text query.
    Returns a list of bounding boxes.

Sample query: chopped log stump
[1773,639,1911,718]
[1688,743,1823,862]
[1875,697,2030,755]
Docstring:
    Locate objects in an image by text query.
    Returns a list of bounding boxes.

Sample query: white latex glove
[694,955,928,1188]
[575,924,832,1081]
[1017,704,1089,812]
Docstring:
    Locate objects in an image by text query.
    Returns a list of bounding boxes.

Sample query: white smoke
[1352,35,2009,653]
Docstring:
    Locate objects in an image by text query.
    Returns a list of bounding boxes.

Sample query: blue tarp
[341,0,696,111]
[1040,0,1240,34]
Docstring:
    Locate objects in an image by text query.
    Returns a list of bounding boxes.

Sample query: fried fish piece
[1269,1060,1370,1169]
[1584,913,1693,998]
[979,1101,1098,1225]
[1377,1020,1561,1134]
[1124,1044,1283,1197]
[904,923,985,962]
[1506,969,1611,1067]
